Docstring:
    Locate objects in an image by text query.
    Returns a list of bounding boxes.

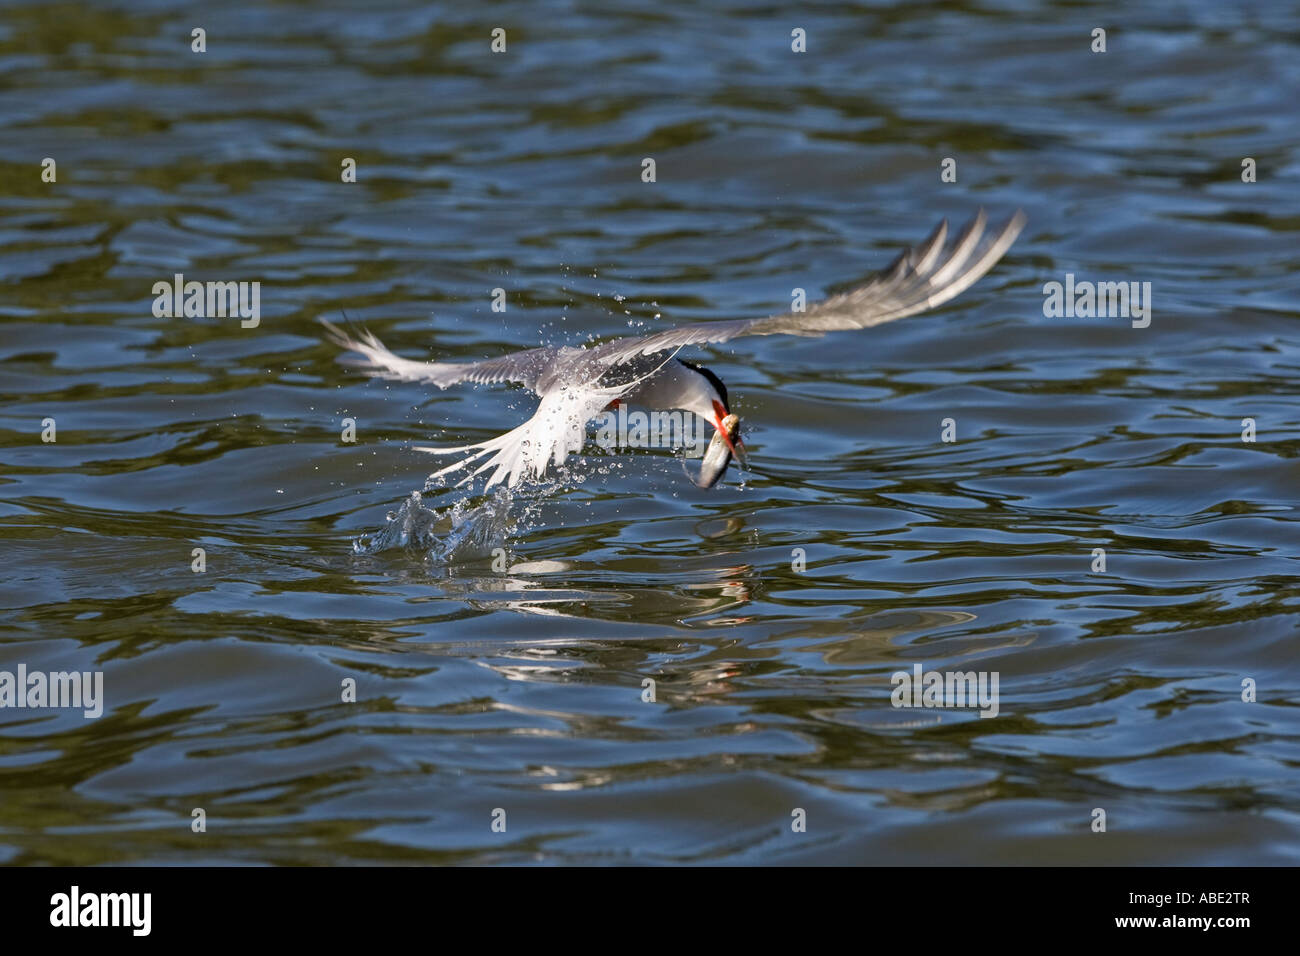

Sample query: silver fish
[688,413,743,488]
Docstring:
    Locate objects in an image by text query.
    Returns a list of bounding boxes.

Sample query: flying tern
[322,208,1025,490]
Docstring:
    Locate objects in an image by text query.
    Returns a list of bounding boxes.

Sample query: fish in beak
[687,413,744,488]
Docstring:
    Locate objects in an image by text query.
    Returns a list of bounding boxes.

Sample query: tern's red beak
[711,401,741,456]
[713,412,746,469]
[714,414,738,455]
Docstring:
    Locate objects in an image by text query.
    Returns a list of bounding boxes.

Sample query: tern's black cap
[678,359,728,413]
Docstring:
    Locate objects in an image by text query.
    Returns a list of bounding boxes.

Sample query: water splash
[353,485,541,565]
[352,441,716,567]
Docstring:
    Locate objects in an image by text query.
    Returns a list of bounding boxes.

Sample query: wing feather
[320,318,558,392]
[588,208,1025,366]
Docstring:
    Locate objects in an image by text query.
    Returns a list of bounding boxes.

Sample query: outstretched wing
[587,208,1025,367]
[320,318,559,392]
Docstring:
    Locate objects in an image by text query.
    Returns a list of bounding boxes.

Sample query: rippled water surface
[3,1,1299,864]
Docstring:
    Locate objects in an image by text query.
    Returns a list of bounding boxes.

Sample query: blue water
[1,0,1298,864]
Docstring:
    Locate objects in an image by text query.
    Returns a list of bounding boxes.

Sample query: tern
[322,208,1025,490]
